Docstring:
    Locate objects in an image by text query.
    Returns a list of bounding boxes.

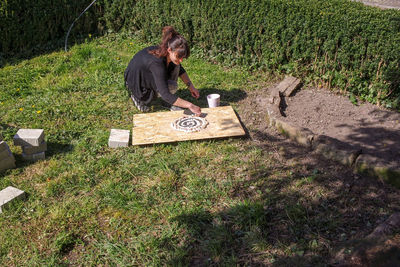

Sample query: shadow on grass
[12,142,74,170]
[160,128,400,266]
[46,142,74,157]
[1,34,96,68]
[149,87,247,113]
[1,123,74,169]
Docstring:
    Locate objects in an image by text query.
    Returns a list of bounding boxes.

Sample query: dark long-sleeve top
[124,46,186,105]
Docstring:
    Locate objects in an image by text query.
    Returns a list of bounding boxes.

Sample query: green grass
[0,33,397,266]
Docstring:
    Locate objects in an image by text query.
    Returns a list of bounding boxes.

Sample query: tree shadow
[149,87,247,114]
[176,87,247,108]
[167,165,399,265]
[11,141,74,171]
[334,122,400,168]
[1,33,98,68]
[153,120,400,265]
[151,87,400,265]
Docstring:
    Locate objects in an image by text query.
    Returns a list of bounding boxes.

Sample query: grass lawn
[0,33,398,266]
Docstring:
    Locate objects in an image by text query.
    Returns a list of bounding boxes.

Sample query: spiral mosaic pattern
[171,116,209,132]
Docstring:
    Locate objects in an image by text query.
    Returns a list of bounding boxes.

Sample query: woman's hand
[189,87,200,99]
[189,103,201,116]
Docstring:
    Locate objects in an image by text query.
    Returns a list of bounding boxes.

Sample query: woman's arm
[173,97,201,116]
[179,72,200,99]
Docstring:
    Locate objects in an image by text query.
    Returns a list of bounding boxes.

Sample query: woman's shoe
[131,95,149,112]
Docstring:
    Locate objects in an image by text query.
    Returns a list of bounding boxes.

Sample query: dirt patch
[235,83,400,265]
[282,87,400,169]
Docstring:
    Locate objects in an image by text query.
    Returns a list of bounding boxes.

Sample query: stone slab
[280,76,302,97]
[314,143,361,167]
[0,154,15,172]
[22,141,47,155]
[13,129,44,146]
[0,146,13,161]
[109,129,130,148]
[21,151,45,161]
[312,135,362,167]
[274,118,314,147]
[354,154,400,188]
[0,186,26,213]
[0,141,9,153]
[269,76,302,105]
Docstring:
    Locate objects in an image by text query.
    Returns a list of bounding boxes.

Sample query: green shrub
[3,0,400,108]
[0,0,103,57]
[101,0,400,108]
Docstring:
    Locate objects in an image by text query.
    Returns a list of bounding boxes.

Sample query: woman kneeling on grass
[124,26,201,116]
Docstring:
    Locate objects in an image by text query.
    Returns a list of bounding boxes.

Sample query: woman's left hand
[190,87,200,99]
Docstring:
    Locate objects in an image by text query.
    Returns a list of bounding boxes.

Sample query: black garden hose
[65,0,98,52]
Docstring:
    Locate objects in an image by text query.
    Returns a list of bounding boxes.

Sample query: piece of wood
[278,76,302,97]
[132,106,245,146]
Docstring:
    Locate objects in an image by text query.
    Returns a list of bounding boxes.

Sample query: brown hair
[149,26,190,59]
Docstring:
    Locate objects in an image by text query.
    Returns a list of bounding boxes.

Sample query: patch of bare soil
[235,84,400,265]
[282,87,400,169]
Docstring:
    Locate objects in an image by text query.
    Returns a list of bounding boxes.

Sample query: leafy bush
[0,0,103,57]
[101,0,400,108]
[3,0,400,108]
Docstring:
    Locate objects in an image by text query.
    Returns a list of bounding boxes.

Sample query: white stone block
[21,151,45,161]
[0,154,15,172]
[108,129,130,148]
[0,186,25,213]
[13,129,44,146]
[22,141,47,155]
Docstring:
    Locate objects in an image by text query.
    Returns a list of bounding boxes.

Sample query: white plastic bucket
[207,94,220,108]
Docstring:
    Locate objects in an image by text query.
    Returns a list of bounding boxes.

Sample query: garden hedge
[2,0,400,108]
[102,0,400,108]
[0,0,103,57]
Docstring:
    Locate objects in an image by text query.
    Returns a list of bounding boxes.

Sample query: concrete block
[13,129,44,146]
[0,141,8,152]
[22,141,47,155]
[0,146,12,161]
[108,129,130,148]
[0,154,15,172]
[21,151,45,161]
[0,186,26,213]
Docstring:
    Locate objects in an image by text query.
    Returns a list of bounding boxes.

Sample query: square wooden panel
[132,106,245,145]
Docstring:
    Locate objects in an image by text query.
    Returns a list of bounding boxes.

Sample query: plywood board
[132,106,245,145]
